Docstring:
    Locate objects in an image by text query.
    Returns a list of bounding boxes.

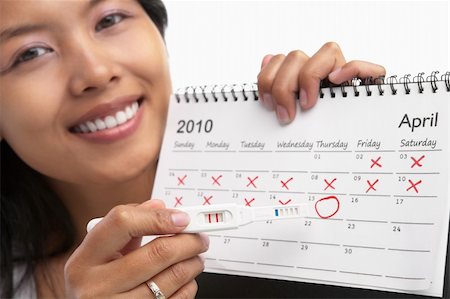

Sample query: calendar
[152,75,450,297]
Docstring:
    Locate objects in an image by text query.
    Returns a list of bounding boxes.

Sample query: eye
[95,13,126,32]
[13,46,53,66]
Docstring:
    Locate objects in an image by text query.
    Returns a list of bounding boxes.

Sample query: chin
[81,148,158,185]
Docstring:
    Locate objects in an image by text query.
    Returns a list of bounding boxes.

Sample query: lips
[69,96,143,134]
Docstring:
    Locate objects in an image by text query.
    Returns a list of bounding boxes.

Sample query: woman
[0,0,385,298]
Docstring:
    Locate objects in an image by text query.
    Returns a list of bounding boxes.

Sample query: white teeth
[86,121,97,133]
[73,100,140,133]
[95,118,106,130]
[125,106,133,119]
[104,116,117,129]
[115,111,127,125]
[132,102,138,113]
[80,123,89,133]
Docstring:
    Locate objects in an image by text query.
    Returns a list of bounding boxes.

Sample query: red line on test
[411,155,425,168]
[246,176,259,188]
[370,156,382,168]
[324,178,336,191]
[281,177,293,190]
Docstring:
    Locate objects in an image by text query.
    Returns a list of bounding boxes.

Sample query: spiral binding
[174,71,450,103]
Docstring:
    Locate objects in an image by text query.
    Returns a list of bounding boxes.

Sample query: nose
[67,39,121,96]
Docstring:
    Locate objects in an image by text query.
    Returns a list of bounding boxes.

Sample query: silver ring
[146,280,166,299]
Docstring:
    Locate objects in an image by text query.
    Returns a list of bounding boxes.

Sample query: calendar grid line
[385,276,427,280]
[346,219,388,223]
[298,266,337,273]
[339,271,383,277]
[387,248,431,253]
[354,150,396,153]
[218,259,255,265]
[197,188,230,192]
[342,245,385,250]
[348,194,391,197]
[260,238,298,244]
[257,262,295,268]
[396,172,440,175]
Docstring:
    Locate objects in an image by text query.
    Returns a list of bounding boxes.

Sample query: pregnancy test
[87,203,307,233]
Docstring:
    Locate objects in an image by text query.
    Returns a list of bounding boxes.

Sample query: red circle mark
[314,196,340,219]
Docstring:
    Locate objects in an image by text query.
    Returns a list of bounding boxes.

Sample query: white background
[163,0,450,90]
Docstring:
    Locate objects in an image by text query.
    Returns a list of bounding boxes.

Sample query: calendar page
[152,81,450,297]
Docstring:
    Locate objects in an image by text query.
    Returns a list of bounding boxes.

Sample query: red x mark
[411,155,425,168]
[281,177,293,190]
[278,199,292,205]
[324,178,336,191]
[203,195,213,205]
[370,156,382,168]
[211,175,222,186]
[177,175,187,186]
[366,179,379,193]
[244,198,255,207]
[174,196,183,207]
[246,176,259,188]
[406,179,422,193]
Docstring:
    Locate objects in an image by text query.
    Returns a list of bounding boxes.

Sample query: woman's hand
[257,42,386,124]
[64,200,208,298]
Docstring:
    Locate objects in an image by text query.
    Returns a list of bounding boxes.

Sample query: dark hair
[0,1,168,297]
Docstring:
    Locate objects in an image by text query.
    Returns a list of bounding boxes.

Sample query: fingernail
[300,89,308,108]
[262,93,274,110]
[276,105,290,124]
[329,67,342,82]
[199,233,210,248]
[171,212,190,227]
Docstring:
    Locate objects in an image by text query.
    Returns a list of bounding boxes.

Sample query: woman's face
[0,0,171,184]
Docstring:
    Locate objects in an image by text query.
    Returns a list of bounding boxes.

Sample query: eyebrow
[0,0,107,43]
[0,24,50,43]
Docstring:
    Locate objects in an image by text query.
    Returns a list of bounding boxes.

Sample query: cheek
[115,20,172,92]
[119,24,172,139]
[0,75,61,146]
[1,76,65,171]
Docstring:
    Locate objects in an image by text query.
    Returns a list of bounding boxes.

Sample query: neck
[47,163,156,244]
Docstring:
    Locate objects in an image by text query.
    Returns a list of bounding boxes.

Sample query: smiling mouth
[70,97,143,134]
